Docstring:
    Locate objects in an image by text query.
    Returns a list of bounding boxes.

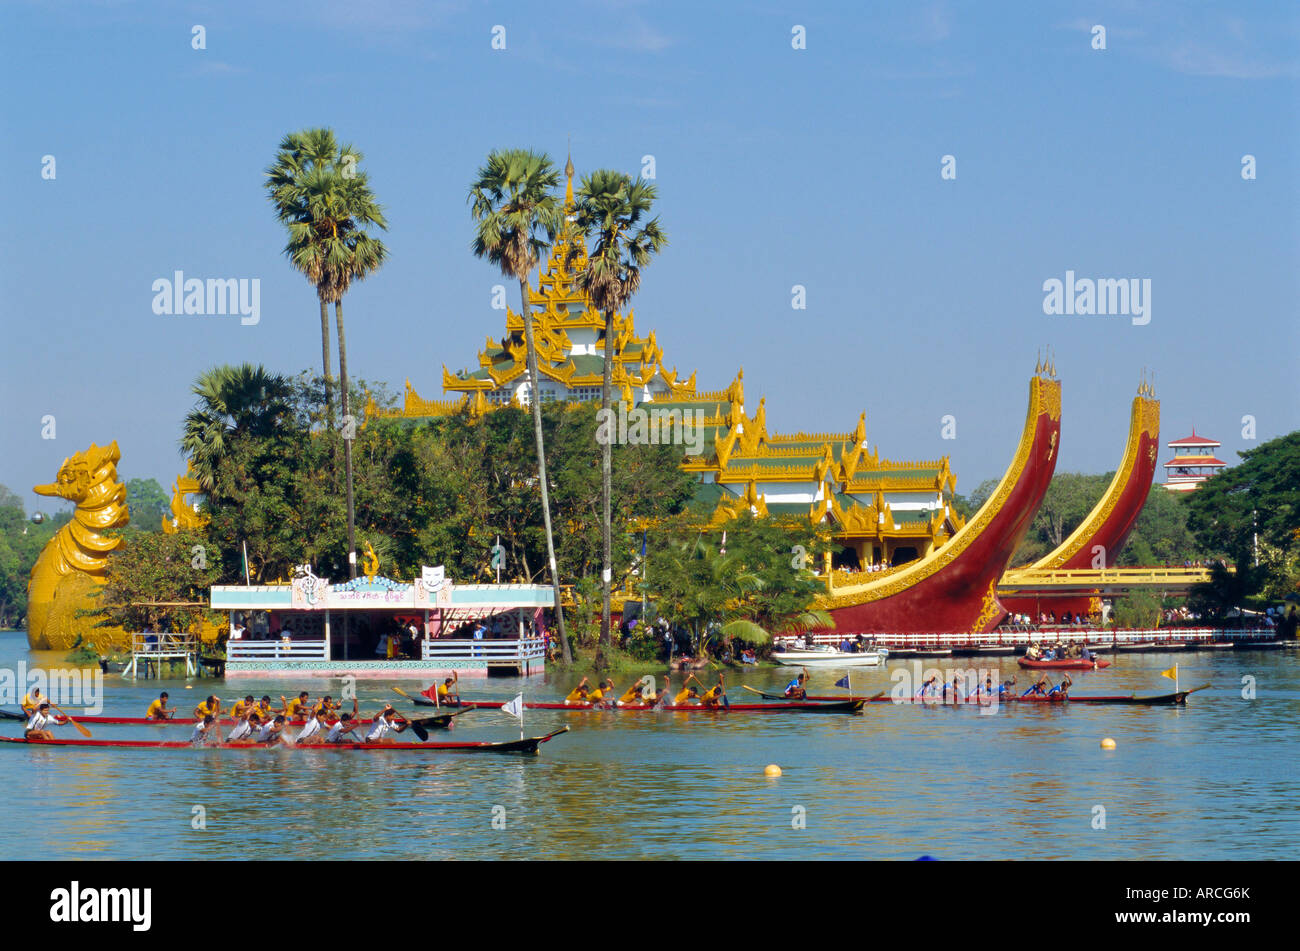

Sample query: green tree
[0,485,71,629]
[570,168,667,651]
[644,513,830,655]
[125,477,169,533]
[100,530,224,634]
[180,364,292,492]
[1185,431,1300,613]
[469,148,571,663]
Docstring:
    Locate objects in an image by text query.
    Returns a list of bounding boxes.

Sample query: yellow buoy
[1100,737,1116,750]
[764,764,782,777]
[185,685,193,690]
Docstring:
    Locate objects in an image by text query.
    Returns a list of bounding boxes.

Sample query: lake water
[1,630,1295,860]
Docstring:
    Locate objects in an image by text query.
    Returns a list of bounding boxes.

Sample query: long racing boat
[414,696,866,714]
[747,686,1208,706]
[0,727,568,755]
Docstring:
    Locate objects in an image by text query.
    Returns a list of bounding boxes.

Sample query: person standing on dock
[146,692,175,720]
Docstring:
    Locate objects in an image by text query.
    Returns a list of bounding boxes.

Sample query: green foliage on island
[641,512,833,654]
[0,486,71,629]
[1184,431,1300,621]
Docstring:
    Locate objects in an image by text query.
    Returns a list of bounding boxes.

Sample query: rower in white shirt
[324,700,361,744]
[295,711,324,745]
[227,712,258,744]
[365,704,406,743]
[25,703,66,740]
[191,714,217,746]
[256,715,289,745]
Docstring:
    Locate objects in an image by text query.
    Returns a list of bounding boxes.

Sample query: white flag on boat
[501,694,524,719]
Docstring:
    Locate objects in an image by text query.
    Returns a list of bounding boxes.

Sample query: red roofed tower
[1161,429,1225,492]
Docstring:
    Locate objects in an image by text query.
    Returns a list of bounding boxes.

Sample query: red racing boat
[0,727,568,755]
[418,697,865,715]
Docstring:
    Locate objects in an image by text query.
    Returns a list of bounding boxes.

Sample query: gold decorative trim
[1033,393,1159,570]
[819,376,1057,610]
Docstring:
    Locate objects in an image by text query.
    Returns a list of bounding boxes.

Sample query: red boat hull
[0,728,567,754]
[819,375,1062,635]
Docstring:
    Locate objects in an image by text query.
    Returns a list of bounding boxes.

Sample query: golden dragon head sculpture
[32,441,129,574]
[27,441,130,650]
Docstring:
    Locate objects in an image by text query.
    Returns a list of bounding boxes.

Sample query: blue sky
[2,0,1297,515]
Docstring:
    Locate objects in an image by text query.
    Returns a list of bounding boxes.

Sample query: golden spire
[564,149,575,205]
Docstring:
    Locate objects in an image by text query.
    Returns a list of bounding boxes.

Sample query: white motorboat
[772,648,887,668]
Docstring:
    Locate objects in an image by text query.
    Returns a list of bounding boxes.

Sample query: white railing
[227,639,327,662]
[789,627,1281,650]
[421,638,546,664]
[131,632,198,656]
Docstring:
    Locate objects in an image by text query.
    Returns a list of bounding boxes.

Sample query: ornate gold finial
[1035,351,1042,375]
[564,146,575,205]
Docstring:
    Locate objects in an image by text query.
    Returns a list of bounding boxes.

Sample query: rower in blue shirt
[1047,674,1073,698]
[916,675,938,699]
[1022,675,1050,697]
[783,668,810,700]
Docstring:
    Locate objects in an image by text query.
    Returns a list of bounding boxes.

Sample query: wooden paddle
[48,703,91,738]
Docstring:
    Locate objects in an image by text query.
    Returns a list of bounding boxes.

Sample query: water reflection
[2,631,1296,859]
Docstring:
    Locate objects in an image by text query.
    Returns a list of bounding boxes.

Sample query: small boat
[771,649,885,668]
[0,727,568,755]
[1115,642,1157,651]
[973,645,1016,655]
[1017,657,1112,670]
[1196,641,1235,650]
[416,696,865,715]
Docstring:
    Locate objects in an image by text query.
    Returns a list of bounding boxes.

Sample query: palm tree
[570,170,667,651]
[180,364,291,492]
[266,129,343,416]
[469,149,572,664]
[268,129,388,578]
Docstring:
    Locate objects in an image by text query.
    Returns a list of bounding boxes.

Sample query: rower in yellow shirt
[145,691,175,720]
[437,672,460,704]
[673,684,700,706]
[617,675,656,706]
[193,695,222,720]
[700,674,728,709]
[282,691,310,719]
[229,695,255,719]
[21,687,46,717]
[564,677,591,704]
[586,678,615,706]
